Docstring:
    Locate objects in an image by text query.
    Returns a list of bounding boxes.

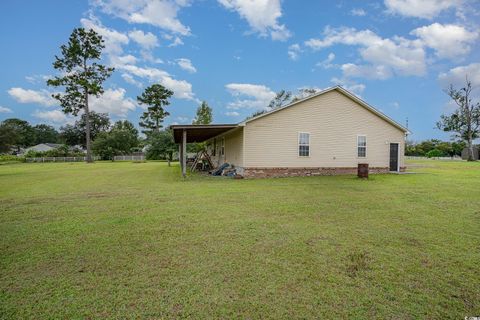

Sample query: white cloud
[411,23,478,59]
[288,43,302,60]
[176,58,197,73]
[8,88,57,107]
[176,116,190,123]
[438,63,480,89]
[119,64,195,100]
[90,88,137,117]
[331,77,366,95]
[140,51,164,63]
[110,54,139,67]
[316,53,336,69]
[384,0,462,19]
[167,36,184,47]
[33,110,72,124]
[80,15,129,55]
[225,83,276,110]
[25,74,51,85]
[96,0,191,35]
[218,0,291,41]
[0,106,13,113]
[305,27,381,50]
[121,73,143,88]
[128,29,159,50]
[305,26,426,79]
[390,101,400,109]
[226,111,240,116]
[340,63,392,80]
[350,8,366,16]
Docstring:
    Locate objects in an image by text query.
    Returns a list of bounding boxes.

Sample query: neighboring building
[172,86,409,178]
[461,147,479,160]
[24,143,63,153]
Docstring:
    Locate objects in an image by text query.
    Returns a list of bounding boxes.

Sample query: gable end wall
[243,90,405,169]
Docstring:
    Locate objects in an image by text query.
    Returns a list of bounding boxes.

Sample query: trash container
[358,163,369,178]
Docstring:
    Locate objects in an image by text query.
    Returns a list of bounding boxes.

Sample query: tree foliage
[192,101,213,125]
[405,139,467,157]
[268,90,292,110]
[146,130,176,165]
[59,111,110,147]
[0,119,63,153]
[92,120,139,160]
[137,84,174,135]
[437,78,480,161]
[47,27,114,162]
[246,90,293,120]
[291,88,320,102]
[0,119,35,152]
[246,88,319,120]
[32,124,60,144]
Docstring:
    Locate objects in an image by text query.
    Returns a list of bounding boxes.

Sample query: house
[171,86,409,178]
[24,143,63,153]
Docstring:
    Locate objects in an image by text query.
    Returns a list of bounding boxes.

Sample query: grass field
[1,160,479,319]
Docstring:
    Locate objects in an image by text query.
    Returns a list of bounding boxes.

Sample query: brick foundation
[243,167,390,178]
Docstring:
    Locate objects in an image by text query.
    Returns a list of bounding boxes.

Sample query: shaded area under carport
[170,124,238,177]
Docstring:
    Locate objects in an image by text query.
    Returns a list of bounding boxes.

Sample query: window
[357,135,367,157]
[220,137,225,156]
[298,132,310,157]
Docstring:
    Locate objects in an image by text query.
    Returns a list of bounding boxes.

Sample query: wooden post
[182,129,187,177]
[179,142,183,173]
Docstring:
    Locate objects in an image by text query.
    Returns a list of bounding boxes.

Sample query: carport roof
[170,124,239,143]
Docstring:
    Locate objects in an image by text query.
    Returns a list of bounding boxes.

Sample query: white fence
[113,155,145,161]
[406,156,462,161]
[26,156,101,163]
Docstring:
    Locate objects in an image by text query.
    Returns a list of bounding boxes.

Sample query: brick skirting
[243,166,391,178]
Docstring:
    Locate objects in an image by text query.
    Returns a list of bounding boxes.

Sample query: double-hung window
[298,132,310,157]
[357,135,367,157]
[220,137,225,156]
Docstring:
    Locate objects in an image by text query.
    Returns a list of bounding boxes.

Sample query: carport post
[179,143,183,173]
[182,129,187,177]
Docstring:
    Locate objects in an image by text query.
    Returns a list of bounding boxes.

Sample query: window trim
[220,137,225,156]
[298,132,310,157]
[357,134,367,158]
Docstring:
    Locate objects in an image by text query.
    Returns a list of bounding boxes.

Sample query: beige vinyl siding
[243,90,405,168]
[208,127,244,168]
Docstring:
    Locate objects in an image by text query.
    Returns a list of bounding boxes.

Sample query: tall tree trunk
[84,88,93,163]
[467,132,474,161]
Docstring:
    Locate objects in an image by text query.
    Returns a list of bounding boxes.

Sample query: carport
[170,124,238,177]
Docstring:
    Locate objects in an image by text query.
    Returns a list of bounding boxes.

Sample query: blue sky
[0,0,479,141]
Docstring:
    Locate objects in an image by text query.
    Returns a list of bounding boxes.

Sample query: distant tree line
[405,139,467,158]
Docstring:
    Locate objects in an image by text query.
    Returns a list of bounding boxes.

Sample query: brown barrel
[358,163,369,178]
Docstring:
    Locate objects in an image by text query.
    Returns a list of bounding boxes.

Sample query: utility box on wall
[358,163,369,179]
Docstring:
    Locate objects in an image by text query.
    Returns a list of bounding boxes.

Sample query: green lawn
[1,160,479,319]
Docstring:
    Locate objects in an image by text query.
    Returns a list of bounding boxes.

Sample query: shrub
[24,145,85,158]
[426,149,443,158]
[0,155,25,163]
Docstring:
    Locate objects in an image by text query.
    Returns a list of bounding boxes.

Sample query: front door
[389,143,399,172]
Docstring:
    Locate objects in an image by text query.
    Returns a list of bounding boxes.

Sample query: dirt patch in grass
[346,250,371,277]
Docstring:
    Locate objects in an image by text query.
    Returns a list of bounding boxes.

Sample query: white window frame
[220,137,225,156]
[298,132,310,157]
[357,135,367,158]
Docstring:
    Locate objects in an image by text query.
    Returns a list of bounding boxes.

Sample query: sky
[0,0,479,141]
